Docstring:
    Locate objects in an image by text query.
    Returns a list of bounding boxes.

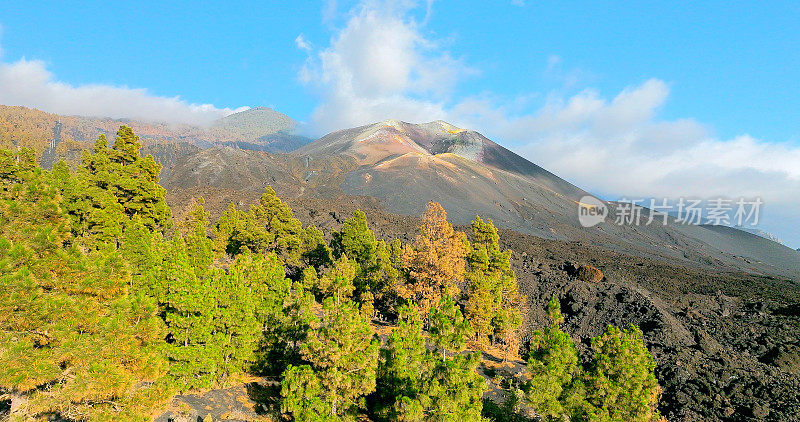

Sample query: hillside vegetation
[0,127,662,421]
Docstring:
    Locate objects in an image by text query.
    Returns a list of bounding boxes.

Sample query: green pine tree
[65,127,171,244]
[377,302,430,419]
[281,297,379,419]
[302,224,334,270]
[214,187,323,271]
[333,209,377,266]
[429,296,473,359]
[212,266,260,383]
[280,365,336,421]
[525,298,582,420]
[524,299,662,422]
[332,210,403,316]
[465,216,523,356]
[317,255,357,305]
[161,236,219,390]
[584,325,662,422]
[415,353,487,421]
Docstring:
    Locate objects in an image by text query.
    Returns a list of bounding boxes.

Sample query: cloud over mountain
[0,57,245,126]
[298,0,471,132]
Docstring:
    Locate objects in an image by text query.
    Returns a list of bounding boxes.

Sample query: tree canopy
[0,127,661,421]
[282,298,380,420]
[400,202,468,321]
[465,216,523,357]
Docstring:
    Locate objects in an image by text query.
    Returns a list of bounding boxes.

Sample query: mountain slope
[297,119,589,199]
[157,118,800,281]
[295,119,800,280]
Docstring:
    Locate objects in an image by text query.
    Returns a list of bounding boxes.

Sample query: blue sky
[1,1,799,246]
[1,1,797,141]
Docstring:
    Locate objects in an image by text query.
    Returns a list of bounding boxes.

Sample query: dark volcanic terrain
[279,196,800,422]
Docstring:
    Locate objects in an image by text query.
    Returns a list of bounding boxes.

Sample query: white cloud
[323,0,339,24]
[299,0,474,131]
[301,0,800,244]
[295,34,312,52]
[0,58,245,126]
[489,82,800,208]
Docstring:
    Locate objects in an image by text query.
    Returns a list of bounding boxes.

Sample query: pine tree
[302,223,333,270]
[429,296,473,359]
[375,301,487,421]
[386,353,487,421]
[214,186,321,270]
[371,239,404,316]
[62,127,171,247]
[163,205,282,388]
[332,210,402,316]
[281,297,379,419]
[378,302,430,418]
[49,159,71,190]
[121,214,165,299]
[417,353,487,421]
[400,202,468,320]
[247,186,305,264]
[231,250,295,376]
[382,238,406,311]
[270,284,319,376]
[181,198,216,276]
[359,290,376,320]
[109,126,171,229]
[333,209,378,266]
[547,294,564,324]
[213,202,245,255]
[235,250,292,331]
[212,266,260,383]
[280,365,335,421]
[465,216,523,354]
[464,245,496,341]
[584,325,661,422]
[0,148,37,182]
[525,296,582,420]
[523,298,661,421]
[297,266,321,292]
[317,255,357,305]
[161,235,220,390]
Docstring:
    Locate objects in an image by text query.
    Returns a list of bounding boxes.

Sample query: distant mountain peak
[212,107,296,142]
[299,119,483,165]
[296,119,590,205]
